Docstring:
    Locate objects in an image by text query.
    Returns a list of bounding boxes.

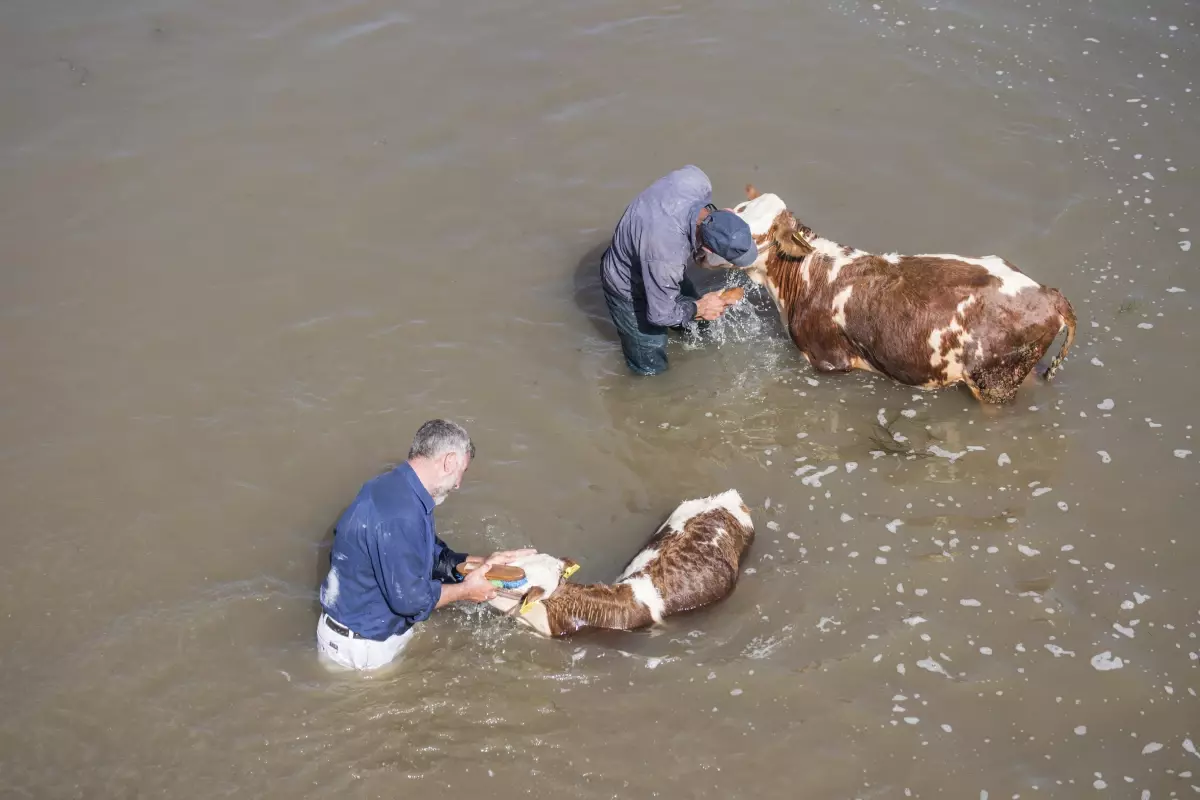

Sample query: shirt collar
[397,462,435,514]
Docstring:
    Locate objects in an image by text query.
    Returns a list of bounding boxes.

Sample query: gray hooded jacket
[600,165,712,327]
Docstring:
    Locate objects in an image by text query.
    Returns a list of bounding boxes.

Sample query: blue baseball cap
[699,210,757,268]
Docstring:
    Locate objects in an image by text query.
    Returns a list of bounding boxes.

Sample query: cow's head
[695,186,807,285]
[485,553,580,630]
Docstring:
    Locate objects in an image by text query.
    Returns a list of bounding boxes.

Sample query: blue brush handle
[492,578,528,590]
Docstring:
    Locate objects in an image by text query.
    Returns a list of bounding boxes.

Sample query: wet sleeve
[431,535,468,584]
[369,518,442,623]
[642,258,696,327]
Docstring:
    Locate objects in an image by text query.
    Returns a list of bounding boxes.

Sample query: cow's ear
[775,225,813,259]
[519,586,547,615]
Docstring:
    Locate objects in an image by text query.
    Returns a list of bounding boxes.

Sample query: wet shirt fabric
[601,165,713,327]
[318,463,466,641]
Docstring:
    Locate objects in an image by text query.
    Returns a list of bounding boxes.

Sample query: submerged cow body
[700,187,1077,404]
[488,490,754,637]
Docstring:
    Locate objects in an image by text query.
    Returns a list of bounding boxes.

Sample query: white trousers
[316,613,414,671]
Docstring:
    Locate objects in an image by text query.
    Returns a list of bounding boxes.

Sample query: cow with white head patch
[488,489,755,637]
[697,186,1077,404]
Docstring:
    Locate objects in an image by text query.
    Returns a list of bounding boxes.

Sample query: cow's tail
[1044,289,1076,380]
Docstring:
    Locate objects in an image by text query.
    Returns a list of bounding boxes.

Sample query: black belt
[324,615,364,639]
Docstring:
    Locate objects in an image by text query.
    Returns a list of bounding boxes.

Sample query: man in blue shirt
[317,419,533,671]
[601,165,758,375]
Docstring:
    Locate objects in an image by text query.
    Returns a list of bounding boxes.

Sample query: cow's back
[615,489,755,618]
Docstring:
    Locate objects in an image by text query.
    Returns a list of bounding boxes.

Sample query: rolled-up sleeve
[643,258,696,327]
[369,519,441,624]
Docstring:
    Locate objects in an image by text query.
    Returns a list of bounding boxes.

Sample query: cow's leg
[790,319,856,373]
[797,341,855,373]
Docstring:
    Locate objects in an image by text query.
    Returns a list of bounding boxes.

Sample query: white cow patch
[733,193,788,238]
[616,548,660,581]
[831,285,854,328]
[660,488,752,534]
[517,603,552,636]
[926,295,978,384]
[917,254,1039,296]
[808,238,866,284]
[623,575,666,623]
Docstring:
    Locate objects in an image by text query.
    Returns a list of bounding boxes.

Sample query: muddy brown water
[2,0,1198,797]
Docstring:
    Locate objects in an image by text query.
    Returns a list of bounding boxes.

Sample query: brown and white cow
[487,489,754,637]
[699,186,1077,404]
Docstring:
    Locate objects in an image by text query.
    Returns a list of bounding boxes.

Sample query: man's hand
[459,565,498,603]
[695,291,729,321]
[482,548,537,566]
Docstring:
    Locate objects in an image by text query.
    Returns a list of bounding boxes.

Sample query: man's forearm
[436,582,469,609]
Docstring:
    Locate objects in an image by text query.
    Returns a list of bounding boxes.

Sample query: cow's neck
[534,581,653,636]
[764,234,863,317]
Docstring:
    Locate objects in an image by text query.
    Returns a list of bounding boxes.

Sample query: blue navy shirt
[319,463,465,641]
[600,165,713,327]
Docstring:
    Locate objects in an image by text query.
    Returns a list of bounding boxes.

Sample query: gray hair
[408,419,475,461]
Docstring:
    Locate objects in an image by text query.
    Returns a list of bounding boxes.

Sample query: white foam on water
[1098,398,1115,410]
[928,445,969,462]
[997,453,1011,466]
[886,519,904,533]
[1018,545,1041,556]
[917,658,951,678]
[1175,449,1192,458]
[1142,742,1163,755]
[1098,450,1112,463]
[960,599,981,607]
[1075,725,1088,735]
[1091,651,1125,671]
[802,466,837,487]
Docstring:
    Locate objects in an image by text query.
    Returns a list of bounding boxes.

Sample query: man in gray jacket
[600,165,757,375]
